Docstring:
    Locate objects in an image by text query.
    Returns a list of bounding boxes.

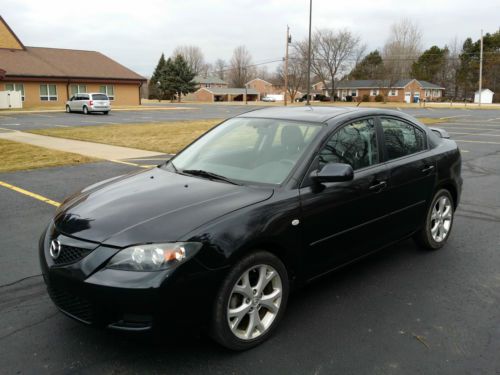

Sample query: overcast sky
[2,0,499,77]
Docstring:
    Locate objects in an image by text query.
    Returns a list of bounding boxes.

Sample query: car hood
[54,167,274,247]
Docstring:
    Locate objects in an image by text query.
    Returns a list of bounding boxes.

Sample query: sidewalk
[0,130,162,160]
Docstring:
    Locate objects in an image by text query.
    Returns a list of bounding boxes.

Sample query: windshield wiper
[182,169,240,185]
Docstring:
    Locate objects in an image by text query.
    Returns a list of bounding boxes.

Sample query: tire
[103,111,109,115]
[83,106,89,115]
[210,251,289,351]
[65,105,71,113]
[414,189,454,250]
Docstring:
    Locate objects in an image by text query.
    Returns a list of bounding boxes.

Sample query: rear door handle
[369,180,387,192]
[421,165,435,173]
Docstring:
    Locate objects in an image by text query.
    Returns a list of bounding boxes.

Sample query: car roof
[237,106,404,123]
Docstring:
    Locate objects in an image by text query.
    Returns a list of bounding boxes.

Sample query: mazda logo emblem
[50,240,62,259]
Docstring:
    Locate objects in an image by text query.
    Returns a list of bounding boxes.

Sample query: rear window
[91,94,108,100]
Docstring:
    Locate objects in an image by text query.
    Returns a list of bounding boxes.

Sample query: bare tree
[276,52,307,101]
[294,28,362,97]
[228,46,255,87]
[172,45,207,76]
[445,37,463,99]
[214,59,226,80]
[382,18,423,81]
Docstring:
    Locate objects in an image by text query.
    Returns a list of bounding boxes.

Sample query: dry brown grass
[0,139,96,173]
[29,120,221,154]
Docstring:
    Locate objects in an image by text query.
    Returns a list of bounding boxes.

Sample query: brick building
[314,79,445,103]
[0,16,146,108]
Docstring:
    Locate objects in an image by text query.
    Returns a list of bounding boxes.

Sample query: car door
[378,116,437,241]
[69,95,77,111]
[299,117,392,278]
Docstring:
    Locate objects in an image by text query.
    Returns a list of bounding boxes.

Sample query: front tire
[210,251,289,351]
[414,189,454,250]
[103,111,109,115]
[65,105,71,113]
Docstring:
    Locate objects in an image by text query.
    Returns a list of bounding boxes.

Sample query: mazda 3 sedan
[40,107,462,350]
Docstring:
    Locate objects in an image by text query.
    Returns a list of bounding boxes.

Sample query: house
[246,78,275,98]
[474,89,494,104]
[193,76,228,89]
[315,79,445,103]
[0,16,146,108]
[194,87,259,102]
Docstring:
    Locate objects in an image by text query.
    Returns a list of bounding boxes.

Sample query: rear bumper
[89,106,111,112]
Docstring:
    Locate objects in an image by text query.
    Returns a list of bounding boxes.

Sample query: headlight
[106,242,202,271]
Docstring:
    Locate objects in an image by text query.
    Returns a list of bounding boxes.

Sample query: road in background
[0,113,499,374]
[1,104,500,131]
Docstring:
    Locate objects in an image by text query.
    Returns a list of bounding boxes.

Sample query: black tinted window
[92,94,108,100]
[381,118,425,160]
[319,118,379,170]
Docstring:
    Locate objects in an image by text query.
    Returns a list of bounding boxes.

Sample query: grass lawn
[29,120,221,154]
[0,139,96,173]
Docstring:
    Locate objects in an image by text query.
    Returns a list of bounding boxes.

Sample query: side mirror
[310,163,354,183]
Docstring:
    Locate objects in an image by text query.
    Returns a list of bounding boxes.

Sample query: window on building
[425,90,431,97]
[40,84,57,101]
[70,84,87,95]
[99,85,115,100]
[389,89,398,96]
[5,83,25,101]
[350,89,358,97]
[370,89,379,96]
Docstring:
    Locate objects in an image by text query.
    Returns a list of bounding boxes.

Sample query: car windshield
[170,117,323,185]
[92,94,108,100]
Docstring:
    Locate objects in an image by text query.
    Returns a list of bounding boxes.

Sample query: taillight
[89,100,93,106]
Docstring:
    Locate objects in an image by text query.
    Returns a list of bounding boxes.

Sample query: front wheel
[103,111,109,115]
[210,251,289,350]
[414,189,454,250]
[65,105,71,113]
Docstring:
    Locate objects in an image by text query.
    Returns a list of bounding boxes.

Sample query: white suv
[66,93,111,115]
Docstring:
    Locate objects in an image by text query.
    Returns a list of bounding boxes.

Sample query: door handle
[369,180,387,192]
[421,165,435,173]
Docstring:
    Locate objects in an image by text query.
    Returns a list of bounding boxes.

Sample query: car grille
[53,245,93,265]
[47,282,94,324]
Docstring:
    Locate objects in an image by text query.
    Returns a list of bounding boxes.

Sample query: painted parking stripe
[455,139,500,145]
[108,159,155,168]
[448,132,500,137]
[0,180,60,207]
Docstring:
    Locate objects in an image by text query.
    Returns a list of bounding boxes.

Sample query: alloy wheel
[430,196,453,242]
[227,264,282,340]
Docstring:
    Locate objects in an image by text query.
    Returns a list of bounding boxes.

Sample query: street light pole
[284,25,290,106]
[478,29,483,107]
[306,0,312,106]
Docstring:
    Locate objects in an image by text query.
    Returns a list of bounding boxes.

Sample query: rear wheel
[83,106,89,115]
[210,251,289,350]
[414,189,454,250]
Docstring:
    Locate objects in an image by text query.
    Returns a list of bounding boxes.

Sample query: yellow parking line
[0,180,60,207]
[108,159,155,168]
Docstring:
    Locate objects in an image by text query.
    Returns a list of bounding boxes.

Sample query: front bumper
[39,224,223,331]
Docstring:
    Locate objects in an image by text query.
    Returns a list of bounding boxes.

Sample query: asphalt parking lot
[1,109,499,374]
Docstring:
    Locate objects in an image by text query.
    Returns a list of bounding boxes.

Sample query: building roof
[200,87,259,95]
[194,76,227,85]
[335,79,444,90]
[0,46,146,81]
[474,88,494,94]
[246,78,273,86]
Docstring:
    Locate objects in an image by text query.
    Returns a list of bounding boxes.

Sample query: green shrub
[375,94,384,102]
[362,94,370,102]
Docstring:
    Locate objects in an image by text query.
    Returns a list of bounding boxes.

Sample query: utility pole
[284,25,290,106]
[306,0,312,106]
[478,29,483,107]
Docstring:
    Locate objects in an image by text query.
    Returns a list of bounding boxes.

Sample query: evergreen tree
[411,45,449,85]
[349,50,384,80]
[149,53,167,101]
[171,54,197,102]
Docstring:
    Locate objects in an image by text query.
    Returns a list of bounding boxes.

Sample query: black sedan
[39,107,462,350]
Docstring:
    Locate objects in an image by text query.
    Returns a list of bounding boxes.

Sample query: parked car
[262,96,276,102]
[66,93,111,114]
[40,107,462,350]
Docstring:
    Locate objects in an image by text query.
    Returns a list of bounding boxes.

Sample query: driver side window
[319,118,379,170]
